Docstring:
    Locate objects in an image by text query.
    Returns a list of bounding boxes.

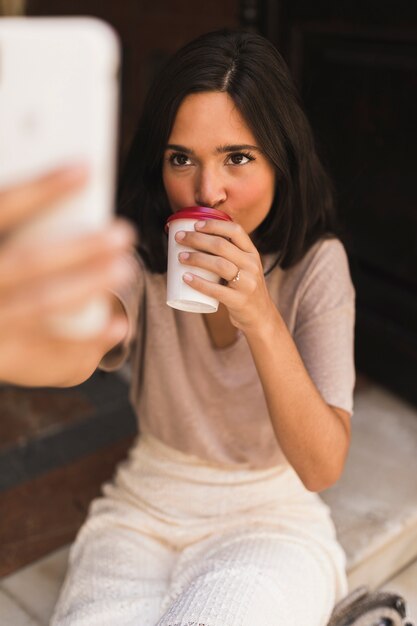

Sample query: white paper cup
[165,207,233,314]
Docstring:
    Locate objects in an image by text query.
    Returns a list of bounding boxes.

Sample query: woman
[52,29,356,626]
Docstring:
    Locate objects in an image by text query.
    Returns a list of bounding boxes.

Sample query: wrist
[242,301,284,343]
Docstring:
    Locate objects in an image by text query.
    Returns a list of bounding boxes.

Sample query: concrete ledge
[322,380,417,590]
[347,510,417,590]
[2,377,417,624]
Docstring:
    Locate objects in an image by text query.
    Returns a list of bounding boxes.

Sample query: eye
[226,152,255,166]
[168,153,192,167]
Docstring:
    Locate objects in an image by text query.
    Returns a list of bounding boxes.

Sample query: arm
[173,221,355,492]
[0,168,137,387]
[59,295,129,387]
[244,306,350,492]
[1,294,129,388]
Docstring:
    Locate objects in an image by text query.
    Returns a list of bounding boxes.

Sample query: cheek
[236,174,275,211]
[162,170,190,209]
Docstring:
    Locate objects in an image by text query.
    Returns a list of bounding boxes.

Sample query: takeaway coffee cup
[165,206,233,313]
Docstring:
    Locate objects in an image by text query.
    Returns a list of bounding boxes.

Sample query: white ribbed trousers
[51,433,347,626]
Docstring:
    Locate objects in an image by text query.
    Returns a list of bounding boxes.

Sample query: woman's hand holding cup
[167,209,274,333]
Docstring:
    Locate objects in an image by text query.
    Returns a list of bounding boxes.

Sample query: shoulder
[289,239,356,418]
[295,237,353,289]
[299,237,350,275]
[293,237,356,320]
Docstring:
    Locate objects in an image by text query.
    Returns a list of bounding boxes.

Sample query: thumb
[100,313,129,350]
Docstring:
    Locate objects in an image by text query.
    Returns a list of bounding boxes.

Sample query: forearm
[244,303,350,491]
[0,296,128,388]
[0,332,104,387]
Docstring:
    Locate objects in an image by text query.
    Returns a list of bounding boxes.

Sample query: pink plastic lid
[165,206,232,233]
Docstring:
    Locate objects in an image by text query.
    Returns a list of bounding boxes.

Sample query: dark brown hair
[118,29,344,274]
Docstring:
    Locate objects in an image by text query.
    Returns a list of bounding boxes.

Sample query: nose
[194,166,227,209]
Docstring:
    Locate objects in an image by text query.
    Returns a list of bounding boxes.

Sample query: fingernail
[176,231,186,241]
[183,272,193,282]
[195,221,206,229]
[179,252,189,261]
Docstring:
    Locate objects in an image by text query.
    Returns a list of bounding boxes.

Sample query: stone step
[1,372,416,619]
[1,542,416,625]
[0,371,137,577]
[321,377,417,590]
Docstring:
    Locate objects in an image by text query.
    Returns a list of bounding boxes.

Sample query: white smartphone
[0,17,120,338]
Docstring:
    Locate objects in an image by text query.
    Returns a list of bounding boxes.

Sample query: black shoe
[327,585,414,626]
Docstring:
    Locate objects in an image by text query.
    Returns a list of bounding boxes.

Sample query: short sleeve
[293,239,356,416]
[99,250,145,372]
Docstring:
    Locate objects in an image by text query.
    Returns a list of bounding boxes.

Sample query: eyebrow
[166,143,261,154]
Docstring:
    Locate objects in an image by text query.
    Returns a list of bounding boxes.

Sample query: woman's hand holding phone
[0,167,137,387]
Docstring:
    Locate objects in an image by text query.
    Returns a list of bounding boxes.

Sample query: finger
[175,230,251,269]
[0,255,131,328]
[0,219,137,293]
[194,219,256,253]
[178,250,239,283]
[0,165,89,233]
[0,288,129,348]
[181,271,242,307]
[21,311,128,348]
[96,312,129,351]
[68,294,128,346]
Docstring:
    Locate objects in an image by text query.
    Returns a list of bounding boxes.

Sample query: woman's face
[162,91,276,235]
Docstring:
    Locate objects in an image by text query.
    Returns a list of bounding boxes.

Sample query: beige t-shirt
[100,237,356,469]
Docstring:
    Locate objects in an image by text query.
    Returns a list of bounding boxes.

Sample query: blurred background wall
[1,0,416,576]
[268,1,417,410]
[22,0,417,407]
[0,0,26,14]
[26,0,242,159]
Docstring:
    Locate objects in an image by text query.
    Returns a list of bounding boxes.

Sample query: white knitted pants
[52,433,347,626]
